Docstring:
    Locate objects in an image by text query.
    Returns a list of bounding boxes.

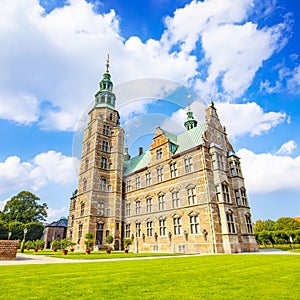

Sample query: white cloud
[0,198,9,211]
[216,102,287,138]
[47,206,67,221]
[0,0,291,130]
[286,65,300,94]
[276,140,297,155]
[237,148,300,194]
[0,151,78,193]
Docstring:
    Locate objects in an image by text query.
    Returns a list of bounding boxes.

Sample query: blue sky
[0,0,300,222]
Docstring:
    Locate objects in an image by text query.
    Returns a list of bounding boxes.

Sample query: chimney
[139,147,143,155]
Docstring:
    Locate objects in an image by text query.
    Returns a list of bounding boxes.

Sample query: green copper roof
[123,123,206,176]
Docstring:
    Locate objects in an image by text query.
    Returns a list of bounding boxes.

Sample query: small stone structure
[0,240,19,260]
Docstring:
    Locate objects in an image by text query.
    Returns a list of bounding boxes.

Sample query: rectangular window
[78,224,83,239]
[146,197,152,213]
[222,184,230,203]
[146,172,152,186]
[229,162,237,176]
[172,191,180,208]
[245,215,253,233]
[187,187,197,205]
[103,125,109,135]
[156,148,162,160]
[125,202,131,217]
[241,189,248,206]
[184,157,194,173]
[136,176,141,189]
[217,153,225,170]
[173,217,182,235]
[125,224,131,238]
[101,141,108,152]
[215,185,221,201]
[159,219,166,236]
[97,202,104,215]
[126,179,131,192]
[135,223,141,237]
[170,162,178,178]
[190,215,200,234]
[86,142,90,153]
[158,194,165,210]
[157,167,164,182]
[234,189,241,206]
[85,158,89,171]
[147,221,153,237]
[136,201,141,215]
[226,213,236,233]
[99,178,106,192]
[80,202,85,216]
[100,157,107,169]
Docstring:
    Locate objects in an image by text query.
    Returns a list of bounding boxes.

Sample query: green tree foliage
[8,221,25,240]
[2,191,48,223]
[0,220,8,239]
[255,217,300,246]
[274,217,300,231]
[254,219,275,232]
[25,222,44,241]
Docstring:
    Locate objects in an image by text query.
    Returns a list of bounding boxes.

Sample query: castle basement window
[156,148,162,160]
[170,162,178,178]
[226,212,236,234]
[147,221,153,237]
[173,217,182,235]
[159,219,166,236]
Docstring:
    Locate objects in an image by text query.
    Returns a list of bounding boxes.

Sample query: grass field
[1,254,299,299]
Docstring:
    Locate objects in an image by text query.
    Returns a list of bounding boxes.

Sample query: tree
[2,191,48,223]
[254,219,275,232]
[274,217,300,231]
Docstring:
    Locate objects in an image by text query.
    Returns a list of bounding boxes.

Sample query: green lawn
[1,255,299,299]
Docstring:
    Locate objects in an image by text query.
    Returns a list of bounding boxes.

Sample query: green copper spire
[94,55,116,108]
[184,96,198,130]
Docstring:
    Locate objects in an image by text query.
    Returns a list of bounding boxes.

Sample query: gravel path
[0,249,298,266]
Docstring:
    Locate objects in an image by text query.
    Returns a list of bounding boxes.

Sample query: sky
[0,0,300,222]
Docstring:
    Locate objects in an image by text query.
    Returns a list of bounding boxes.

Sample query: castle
[67,57,258,254]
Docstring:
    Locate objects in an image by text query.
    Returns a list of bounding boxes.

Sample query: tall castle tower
[68,56,124,250]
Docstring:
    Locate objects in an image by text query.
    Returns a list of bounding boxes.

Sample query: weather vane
[106,54,110,71]
[187,94,191,107]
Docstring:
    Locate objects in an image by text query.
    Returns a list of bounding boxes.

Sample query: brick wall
[0,240,19,260]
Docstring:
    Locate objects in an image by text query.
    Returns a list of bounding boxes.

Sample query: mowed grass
[1,255,299,299]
